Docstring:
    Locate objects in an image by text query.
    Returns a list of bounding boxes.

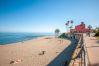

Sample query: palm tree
[71,20,73,26]
[69,20,73,29]
[65,21,69,32]
[55,29,60,38]
[68,20,74,33]
[88,25,92,37]
[88,25,92,30]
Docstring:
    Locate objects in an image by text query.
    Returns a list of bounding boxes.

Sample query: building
[71,22,89,33]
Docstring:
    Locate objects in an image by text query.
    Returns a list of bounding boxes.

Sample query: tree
[65,21,69,32]
[55,29,60,38]
[88,25,92,37]
[65,20,74,33]
[70,20,73,27]
[88,25,92,30]
[94,27,99,36]
[96,27,99,32]
[95,31,99,36]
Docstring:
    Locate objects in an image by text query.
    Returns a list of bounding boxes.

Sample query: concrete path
[84,34,99,66]
[47,39,78,66]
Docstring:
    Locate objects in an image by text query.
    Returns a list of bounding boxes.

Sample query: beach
[0,36,71,66]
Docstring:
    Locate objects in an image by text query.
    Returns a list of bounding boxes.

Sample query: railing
[83,38,87,66]
[68,34,87,66]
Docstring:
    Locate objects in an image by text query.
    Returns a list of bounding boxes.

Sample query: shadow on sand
[47,39,78,66]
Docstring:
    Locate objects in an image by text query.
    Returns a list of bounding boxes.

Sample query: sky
[0,0,99,33]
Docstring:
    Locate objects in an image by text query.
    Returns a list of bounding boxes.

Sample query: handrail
[68,34,82,66]
[68,34,87,66]
[83,40,87,66]
[82,34,87,66]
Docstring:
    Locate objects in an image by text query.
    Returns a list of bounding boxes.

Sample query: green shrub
[95,31,99,36]
[59,33,69,39]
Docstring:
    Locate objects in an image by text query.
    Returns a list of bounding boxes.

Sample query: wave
[0,32,53,45]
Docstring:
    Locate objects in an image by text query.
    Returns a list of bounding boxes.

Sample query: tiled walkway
[84,34,99,66]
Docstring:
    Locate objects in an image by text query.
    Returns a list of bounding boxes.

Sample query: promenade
[84,34,99,66]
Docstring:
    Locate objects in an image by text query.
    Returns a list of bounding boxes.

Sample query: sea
[0,32,54,45]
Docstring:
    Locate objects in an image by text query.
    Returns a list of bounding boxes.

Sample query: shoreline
[0,35,54,45]
[0,36,71,66]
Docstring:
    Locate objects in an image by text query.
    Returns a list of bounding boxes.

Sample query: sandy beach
[0,36,71,66]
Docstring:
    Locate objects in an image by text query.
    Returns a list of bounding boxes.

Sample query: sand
[0,36,70,66]
[84,34,99,66]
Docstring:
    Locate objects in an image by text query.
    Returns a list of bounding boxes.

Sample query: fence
[68,34,87,66]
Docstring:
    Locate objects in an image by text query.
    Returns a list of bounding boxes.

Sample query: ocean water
[0,32,53,45]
